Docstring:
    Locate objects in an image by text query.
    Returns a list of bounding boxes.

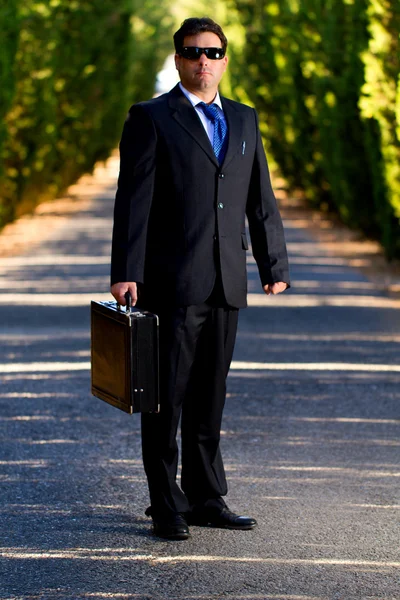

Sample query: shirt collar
[179,82,223,111]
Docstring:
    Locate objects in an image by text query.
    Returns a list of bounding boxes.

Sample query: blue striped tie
[198,102,228,164]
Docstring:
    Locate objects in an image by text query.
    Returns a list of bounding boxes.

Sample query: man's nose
[198,52,208,64]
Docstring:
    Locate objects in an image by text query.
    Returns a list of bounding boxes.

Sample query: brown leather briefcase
[91,297,160,414]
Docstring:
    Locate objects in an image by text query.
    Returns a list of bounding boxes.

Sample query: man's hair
[174,17,228,54]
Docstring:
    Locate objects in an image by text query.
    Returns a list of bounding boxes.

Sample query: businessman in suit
[111,17,290,540]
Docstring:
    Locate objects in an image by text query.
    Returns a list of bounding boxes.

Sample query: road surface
[0,156,399,600]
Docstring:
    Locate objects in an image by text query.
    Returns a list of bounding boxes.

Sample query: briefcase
[91,297,160,414]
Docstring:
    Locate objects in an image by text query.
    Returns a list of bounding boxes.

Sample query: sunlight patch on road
[0,416,56,421]
[0,460,48,466]
[0,362,91,373]
[0,292,398,308]
[0,255,109,266]
[83,595,328,600]
[1,439,78,445]
[348,504,400,510]
[288,280,378,290]
[231,361,400,372]
[0,277,107,290]
[0,392,73,398]
[288,417,400,424]
[266,466,400,477]
[0,547,398,568]
[0,360,399,374]
[247,255,371,267]
[108,459,144,465]
[247,293,400,308]
[0,293,111,305]
[238,332,400,343]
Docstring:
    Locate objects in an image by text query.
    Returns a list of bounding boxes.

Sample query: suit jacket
[111,84,290,308]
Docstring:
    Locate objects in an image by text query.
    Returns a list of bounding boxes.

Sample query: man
[111,17,290,540]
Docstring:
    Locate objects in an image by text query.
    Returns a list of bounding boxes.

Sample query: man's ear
[174,54,181,71]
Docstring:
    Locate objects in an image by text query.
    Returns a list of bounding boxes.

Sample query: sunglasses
[179,47,225,60]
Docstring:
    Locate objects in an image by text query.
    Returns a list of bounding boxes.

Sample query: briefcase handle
[125,291,132,313]
[116,291,132,314]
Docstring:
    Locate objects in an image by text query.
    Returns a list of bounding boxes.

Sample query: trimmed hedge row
[0,0,171,227]
[230,0,400,258]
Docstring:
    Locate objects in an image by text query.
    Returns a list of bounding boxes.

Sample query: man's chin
[193,79,212,90]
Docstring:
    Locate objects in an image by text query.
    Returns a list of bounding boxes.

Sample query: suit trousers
[139,278,239,517]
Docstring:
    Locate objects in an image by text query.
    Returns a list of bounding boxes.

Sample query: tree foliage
[359,0,400,256]
[230,0,400,258]
[0,0,171,226]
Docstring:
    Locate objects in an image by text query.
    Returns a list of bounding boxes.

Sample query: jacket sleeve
[110,104,157,285]
[246,109,290,288]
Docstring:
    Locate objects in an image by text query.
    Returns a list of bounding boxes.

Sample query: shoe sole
[152,525,190,540]
[189,520,257,530]
[154,532,190,540]
[218,523,257,530]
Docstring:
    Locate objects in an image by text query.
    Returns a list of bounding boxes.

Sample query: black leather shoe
[150,512,190,540]
[189,507,257,530]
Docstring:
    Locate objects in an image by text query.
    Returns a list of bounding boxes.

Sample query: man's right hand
[110,282,138,306]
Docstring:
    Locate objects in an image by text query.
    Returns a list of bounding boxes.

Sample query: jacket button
[219,173,225,179]
[218,203,224,209]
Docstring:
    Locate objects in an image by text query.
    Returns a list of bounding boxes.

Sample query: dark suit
[111,84,289,517]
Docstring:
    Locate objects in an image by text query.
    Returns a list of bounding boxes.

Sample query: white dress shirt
[179,82,227,146]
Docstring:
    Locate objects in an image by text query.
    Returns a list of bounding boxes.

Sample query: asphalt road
[0,157,399,600]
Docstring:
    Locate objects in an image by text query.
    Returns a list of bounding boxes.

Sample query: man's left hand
[263,282,288,295]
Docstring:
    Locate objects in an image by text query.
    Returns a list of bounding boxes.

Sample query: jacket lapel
[168,85,219,167]
[220,97,245,170]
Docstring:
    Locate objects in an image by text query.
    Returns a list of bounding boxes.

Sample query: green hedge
[359,0,400,257]
[0,1,19,190]
[0,0,171,227]
[230,0,400,258]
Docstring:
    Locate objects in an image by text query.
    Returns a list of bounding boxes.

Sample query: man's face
[175,32,228,95]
